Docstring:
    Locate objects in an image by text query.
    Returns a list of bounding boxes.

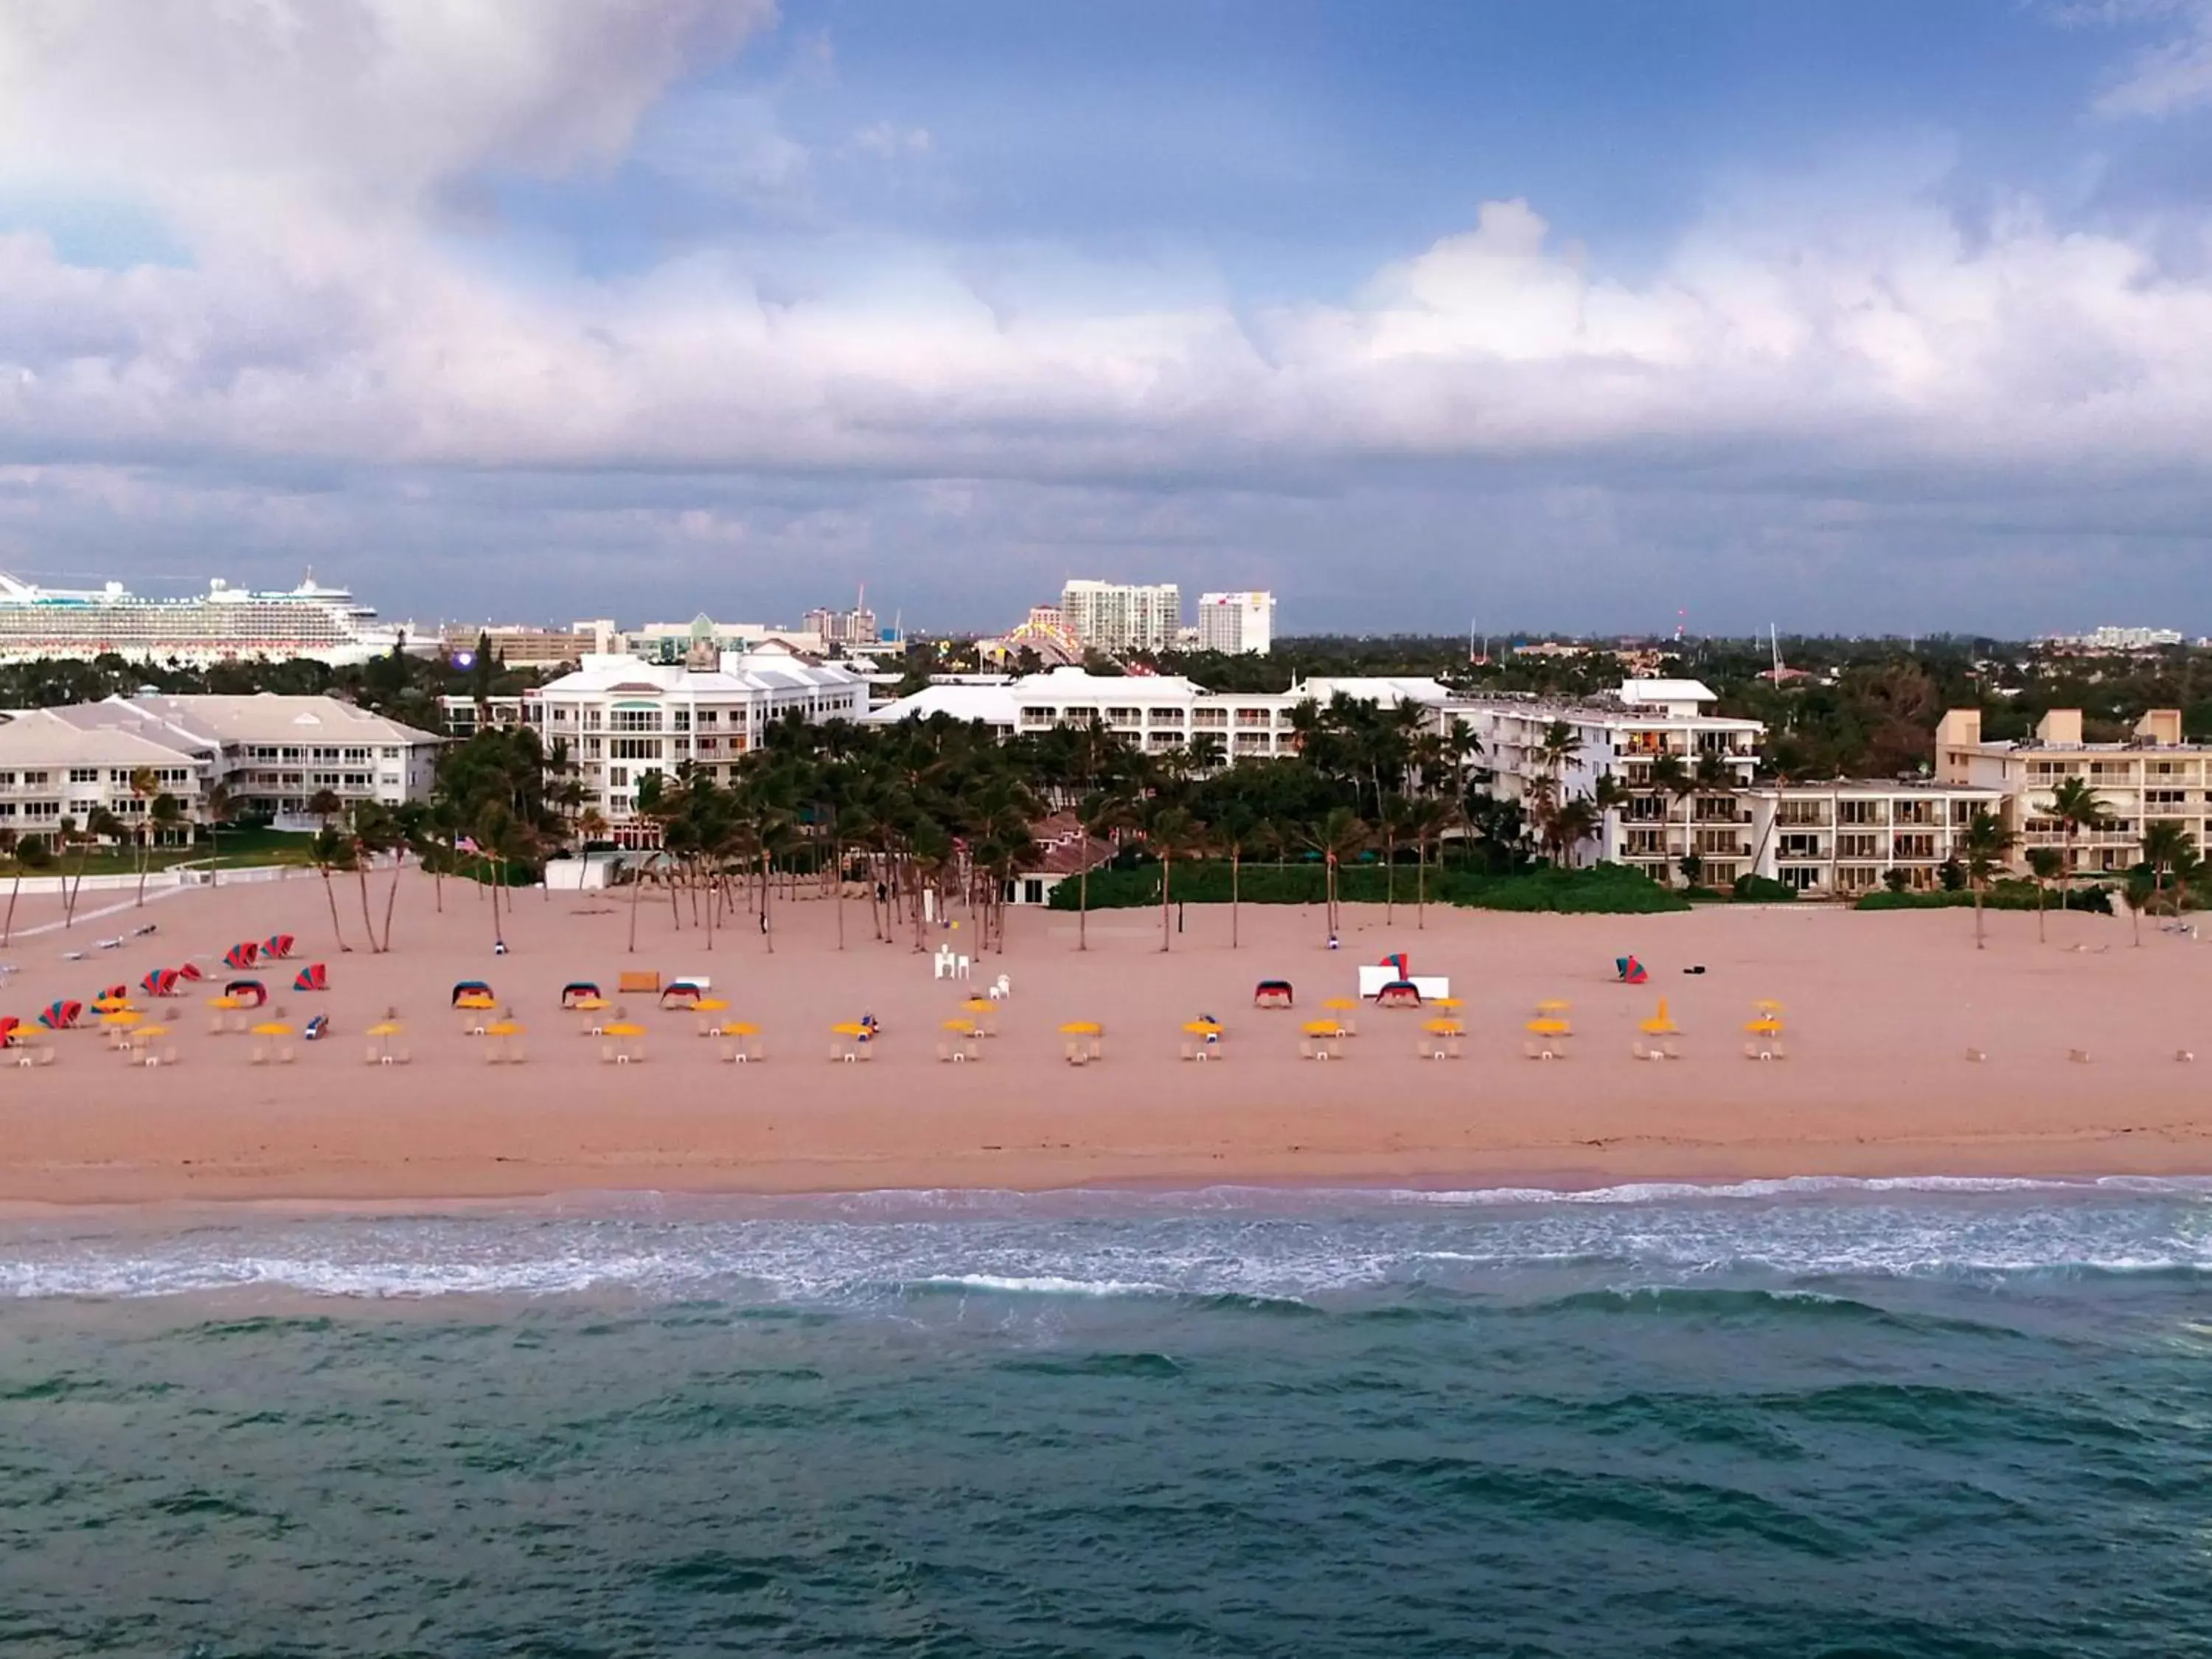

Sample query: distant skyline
[4,1,2212,635]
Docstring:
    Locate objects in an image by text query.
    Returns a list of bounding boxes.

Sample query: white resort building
[526,653,867,841]
[0,693,445,841]
[1745,781,2004,897]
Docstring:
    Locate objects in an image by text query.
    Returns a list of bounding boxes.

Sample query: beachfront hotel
[1936,706,2212,877]
[526,653,867,842]
[1744,781,2005,897]
[0,693,445,839]
[1197,591,1276,655]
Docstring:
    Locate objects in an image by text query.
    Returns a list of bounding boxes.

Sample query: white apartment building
[1936,706,2211,877]
[1455,680,1764,885]
[1747,782,2004,897]
[526,653,866,841]
[1197,591,1276,655]
[869,667,1301,761]
[1060,581,1181,654]
[624,615,831,664]
[0,693,445,840]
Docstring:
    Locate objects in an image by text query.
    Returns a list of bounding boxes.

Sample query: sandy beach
[0,867,2206,1206]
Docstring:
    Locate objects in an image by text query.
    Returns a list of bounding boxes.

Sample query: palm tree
[4,834,52,946]
[127,767,159,899]
[1545,796,1600,869]
[2046,776,2106,908]
[1407,796,1455,928]
[1210,801,1265,950]
[1142,804,1205,953]
[0,829,18,945]
[201,782,234,886]
[1074,788,1135,951]
[307,789,350,950]
[1646,752,1694,882]
[1305,806,1370,942]
[2025,846,2064,943]
[1183,732,1226,778]
[1960,808,2017,952]
[349,801,397,952]
[2140,820,2198,927]
[145,793,183,907]
[380,800,428,953]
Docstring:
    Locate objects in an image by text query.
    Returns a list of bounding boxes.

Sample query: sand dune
[0,866,2205,1205]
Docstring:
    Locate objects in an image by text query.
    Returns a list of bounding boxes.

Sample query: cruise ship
[0,571,405,667]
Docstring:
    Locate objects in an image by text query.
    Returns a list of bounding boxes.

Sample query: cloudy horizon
[4,0,2212,637]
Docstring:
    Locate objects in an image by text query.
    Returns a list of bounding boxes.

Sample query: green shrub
[1730,874,1797,903]
[1044,859,1691,914]
[1854,882,2112,915]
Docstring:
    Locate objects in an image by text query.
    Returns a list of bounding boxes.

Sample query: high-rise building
[1197,591,1275,655]
[1058,580,1180,653]
[803,596,880,648]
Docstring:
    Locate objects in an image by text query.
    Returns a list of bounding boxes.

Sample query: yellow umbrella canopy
[1430,996,1464,1010]
[568,995,608,1012]
[1745,1017,1784,1036]
[1321,997,1359,1011]
[1753,999,1785,1013]
[831,1021,871,1037]
[100,1009,143,1027]
[251,1021,293,1037]
[602,1021,647,1038]
[206,995,240,1009]
[1535,999,1572,1013]
[366,1020,404,1037]
[1526,1017,1571,1036]
[1422,1018,1464,1035]
[961,997,994,1012]
[1183,1019,1224,1034]
[693,998,729,1013]
[1301,1019,1344,1037]
[456,994,496,1009]
[128,1025,169,1043]
[1640,998,1679,1034]
[485,1020,526,1037]
[1058,1021,1102,1036]
[942,1018,977,1033]
[723,1022,760,1037]
[91,996,133,1013]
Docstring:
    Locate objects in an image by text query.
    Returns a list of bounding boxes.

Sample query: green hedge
[1731,873,1798,903]
[1854,882,2112,915]
[1046,859,1691,914]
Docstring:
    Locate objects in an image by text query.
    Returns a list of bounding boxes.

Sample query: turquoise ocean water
[2,1180,2209,1657]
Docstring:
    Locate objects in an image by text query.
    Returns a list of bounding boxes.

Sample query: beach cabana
[0,1016,18,1048]
[1635,998,1681,1061]
[248,1020,296,1065]
[1616,956,1649,984]
[600,1020,647,1065]
[1253,980,1294,1009]
[37,1000,83,1031]
[1299,1018,1346,1061]
[177,961,204,981]
[96,983,129,1005]
[1523,1014,1572,1060]
[1374,980,1422,1009]
[451,980,494,1007]
[140,967,182,998]
[263,933,296,960]
[226,978,268,1009]
[560,982,602,1009]
[292,963,328,992]
[222,941,259,970]
[659,981,706,1009]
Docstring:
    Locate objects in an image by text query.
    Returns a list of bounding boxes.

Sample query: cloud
[2074,0,2212,116]
[0,1,2209,628]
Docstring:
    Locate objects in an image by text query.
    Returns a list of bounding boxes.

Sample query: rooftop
[0,710,201,769]
[61,694,443,751]
[538,653,863,698]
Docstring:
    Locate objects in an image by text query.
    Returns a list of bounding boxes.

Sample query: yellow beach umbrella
[1183,1019,1224,1035]
[1430,996,1464,1011]
[1753,999,1785,1014]
[1321,996,1358,1011]
[1059,1021,1102,1036]
[723,1022,759,1037]
[485,1020,526,1037]
[128,1025,169,1043]
[961,997,994,1013]
[206,994,240,1009]
[1745,1017,1784,1037]
[1301,1019,1344,1037]
[1422,1018,1464,1036]
[568,995,608,1012]
[100,1009,142,1028]
[693,997,729,1013]
[366,1020,404,1037]
[1526,1017,1571,1037]
[1535,999,1571,1013]
[942,1018,977,1034]
[456,993,496,1011]
[832,1021,871,1037]
[251,1021,293,1037]
[91,996,133,1014]
[1641,998,1680,1036]
[602,1021,647,1039]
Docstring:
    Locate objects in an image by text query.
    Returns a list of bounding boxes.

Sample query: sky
[3,1,2212,639]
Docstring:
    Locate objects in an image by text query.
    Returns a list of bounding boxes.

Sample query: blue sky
[1,0,2211,638]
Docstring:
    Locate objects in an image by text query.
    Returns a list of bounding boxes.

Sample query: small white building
[526,653,867,841]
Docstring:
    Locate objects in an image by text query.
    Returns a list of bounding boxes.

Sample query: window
[344,748,369,762]
[1838,799,1885,824]
[611,709,662,732]
[109,768,133,784]
[20,772,43,787]
[69,799,97,816]
[609,767,630,787]
[280,748,302,762]
[313,748,338,762]
[1779,832,1823,859]
[610,737,660,761]
[68,768,98,783]
[1893,833,1937,860]
[1838,832,1879,859]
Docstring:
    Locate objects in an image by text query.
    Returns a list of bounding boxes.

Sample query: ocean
[1,1180,2208,1658]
